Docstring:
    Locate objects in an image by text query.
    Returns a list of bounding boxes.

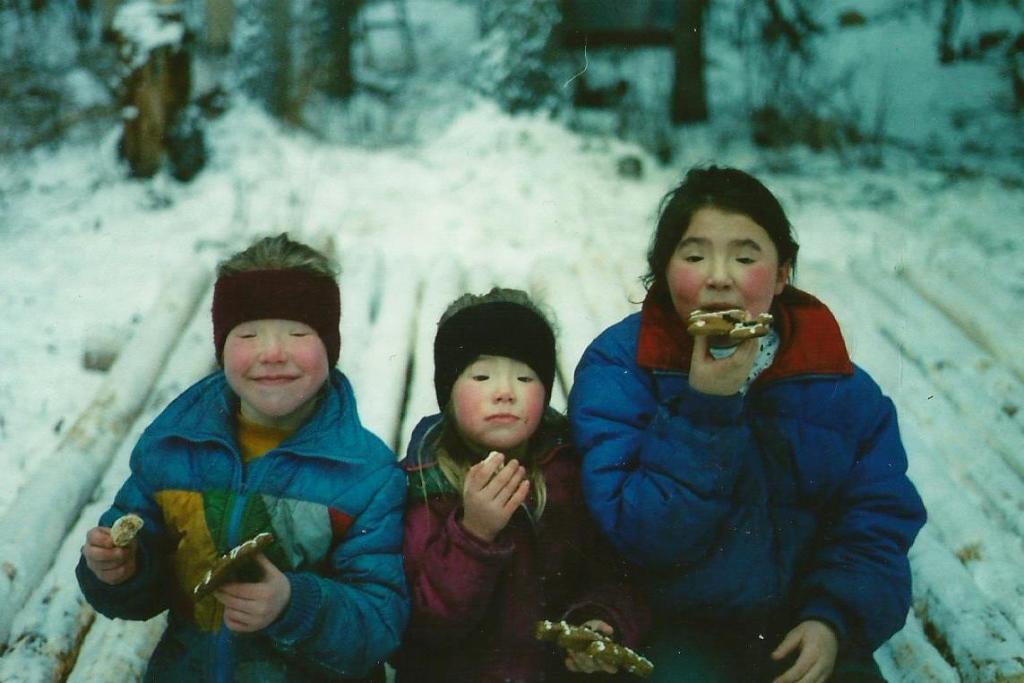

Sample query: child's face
[451,355,545,453]
[666,206,790,326]
[223,319,330,429]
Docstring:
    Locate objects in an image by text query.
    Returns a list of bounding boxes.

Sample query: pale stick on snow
[0,260,209,645]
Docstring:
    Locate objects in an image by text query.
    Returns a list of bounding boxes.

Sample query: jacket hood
[636,284,853,382]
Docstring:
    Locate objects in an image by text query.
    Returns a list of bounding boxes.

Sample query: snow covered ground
[0,1,1022,680]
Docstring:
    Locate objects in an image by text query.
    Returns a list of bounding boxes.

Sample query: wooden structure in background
[560,0,708,123]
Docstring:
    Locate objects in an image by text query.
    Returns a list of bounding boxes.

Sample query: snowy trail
[1,242,1021,681]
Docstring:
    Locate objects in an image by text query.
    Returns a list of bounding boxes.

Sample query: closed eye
[736,257,756,264]
[517,376,535,383]
[472,374,489,381]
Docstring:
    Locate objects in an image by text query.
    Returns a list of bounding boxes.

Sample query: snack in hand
[485,450,505,471]
[193,532,275,599]
[110,513,144,547]
[534,619,654,678]
[686,309,773,340]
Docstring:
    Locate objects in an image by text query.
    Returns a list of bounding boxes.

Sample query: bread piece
[110,513,144,547]
[687,309,773,340]
[193,532,275,599]
[534,620,654,678]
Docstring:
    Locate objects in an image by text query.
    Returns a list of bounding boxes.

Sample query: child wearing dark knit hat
[77,233,409,682]
[393,287,649,683]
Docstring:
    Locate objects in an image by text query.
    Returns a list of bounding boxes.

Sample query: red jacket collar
[636,285,853,383]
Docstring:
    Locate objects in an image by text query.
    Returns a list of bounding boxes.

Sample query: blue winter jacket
[76,368,409,682]
[568,286,926,652]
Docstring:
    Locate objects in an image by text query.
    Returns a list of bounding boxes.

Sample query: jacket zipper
[215,443,248,683]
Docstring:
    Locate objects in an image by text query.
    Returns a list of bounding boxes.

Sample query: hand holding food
[193,532,276,599]
[461,451,529,542]
[535,619,654,678]
[82,525,137,585]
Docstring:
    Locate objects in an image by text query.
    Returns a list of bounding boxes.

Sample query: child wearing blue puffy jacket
[77,234,408,682]
[568,166,926,683]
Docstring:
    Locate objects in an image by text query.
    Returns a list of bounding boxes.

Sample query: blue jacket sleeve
[264,459,410,678]
[568,333,754,570]
[75,438,172,621]
[795,388,926,651]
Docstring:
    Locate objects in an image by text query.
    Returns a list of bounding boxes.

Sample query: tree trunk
[323,0,360,99]
[99,0,121,39]
[117,1,191,178]
[268,0,293,118]
[670,0,708,124]
[205,0,234,53]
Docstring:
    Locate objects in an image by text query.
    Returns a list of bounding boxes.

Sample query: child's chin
[480,435,528,453]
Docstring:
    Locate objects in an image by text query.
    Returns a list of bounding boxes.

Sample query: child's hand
[771,619,838,683]
[216,553,292,633]
[688,331,758,396]
[564,620,620,674]
[82,526,137,585]
[460,451,529,542]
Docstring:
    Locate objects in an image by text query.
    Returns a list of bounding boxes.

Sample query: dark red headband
[212,269,340,367]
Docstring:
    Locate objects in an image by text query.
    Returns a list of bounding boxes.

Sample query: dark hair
[643,166,799,306]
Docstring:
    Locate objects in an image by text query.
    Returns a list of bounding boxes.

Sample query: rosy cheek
[737,265,781,312]
[222,341,250,374]
[451,386,480,426]
[667,265,702,297]
[523,384,545,425]
[740,265,776,292]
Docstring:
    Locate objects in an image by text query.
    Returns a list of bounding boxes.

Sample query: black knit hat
[433,295,556,410]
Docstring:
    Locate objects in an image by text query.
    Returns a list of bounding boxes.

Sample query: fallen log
[528,259,608,398]
[65,615,166,683]
[337,251,419,451]
[0,260,210,646]
[396,258,466,455]
[897,261,1024,383]
[911,530,1024,682]
[851,258,1024,482]
[875,611,959,683]
[0,286,215,680]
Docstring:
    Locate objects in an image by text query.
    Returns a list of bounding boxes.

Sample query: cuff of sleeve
[265,572,321,648]
[448,510,516,562]
[76,542,159,618]
[799,599,848,645]
[666,383,744,426]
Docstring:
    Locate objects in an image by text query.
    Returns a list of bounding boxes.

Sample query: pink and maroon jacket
[392,413,650,682]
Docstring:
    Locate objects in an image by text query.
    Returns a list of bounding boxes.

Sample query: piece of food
[193,532,275,599]
[110,513,144,547]
[485,450,505,471]
[687,309,774,340]
[534,620,654,678]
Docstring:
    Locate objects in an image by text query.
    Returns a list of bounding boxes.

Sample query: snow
[0,0,1022,680]
[113,0,186,68]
